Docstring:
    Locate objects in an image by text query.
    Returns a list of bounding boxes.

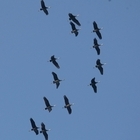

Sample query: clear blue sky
[0,0,140,140]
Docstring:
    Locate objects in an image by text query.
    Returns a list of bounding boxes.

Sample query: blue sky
[0,0,140,140]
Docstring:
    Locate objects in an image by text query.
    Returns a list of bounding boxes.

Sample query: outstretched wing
[67,106,72,114]
[72,17,81,26]
[41,0,46,9]
[70,22,76,31]
[43,9,49,15]
[92,84,97,93]
[56,82,60,89]
[43,131,48,140]
[30,118,37,128]
[41,122,46,130]
[96,30,102,39]
[95,46,100,55]
[98,66,103,75]
[52,72,59,80]
[43,97,51,107]
[91,78,95,84]
[52,60,60,69]
[93,21,98,29]
[96,59,101,65]
[64,95,69,105]
[94,38,98,45]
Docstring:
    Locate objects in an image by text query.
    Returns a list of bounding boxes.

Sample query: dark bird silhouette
[89,77,99,93]
[43,97,55,112]
[93,38,103,55]
[49,55,60,69]
[68,13,81,26]
[95,59,106,75]
[52,72,63,88]
[92,21,102,39]
[30,118,39,135]
[70,22,79,36]
[40,122,50,140]
[40,0,50,15]
[63,95,74,114]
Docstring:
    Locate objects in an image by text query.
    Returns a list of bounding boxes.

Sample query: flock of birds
[29,0,106,140]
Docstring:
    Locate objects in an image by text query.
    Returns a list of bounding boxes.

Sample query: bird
[70,22,79,36]
[52,72,64,88]
[49,55,60,69]
[89,77,99,93]
[68,13,81,26]
[95,59,106,75]
[63,95,74,114]
[92,21,102,39]
[43,97,55,112]
[30,118,39,135]
[40,122,50,140]
[40,0,50,15]
[93,38,103,55]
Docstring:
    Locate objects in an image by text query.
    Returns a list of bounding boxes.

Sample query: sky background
[0,0,140,140]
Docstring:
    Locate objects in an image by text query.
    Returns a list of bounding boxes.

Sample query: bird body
[40,0,49,15]
[30,118,39,135]
[93,21,102,39]
[93,38,103,55]
[70,22,79,36]
[49,55,60,69]
[63,95,73,114]
[95,59,106,75]
[68,13,81,26]
[43,97,55,112]
[89,77,99,93]
[52,72,63,88]
[40,123,49,140]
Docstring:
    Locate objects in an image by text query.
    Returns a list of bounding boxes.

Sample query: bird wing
[43,9,49,15]
[41,122,46,130]
[43,131,48,140]
[34,129,39,135]
[41,0,46,9]
[95,46,100,55]
[96,31,102,39]
[96,59,101,65]
[51,55,55,60]
[64,95,69,105]
[67,106,72,114]
[52,60,60,69]
[30,118,37,128]
[92,84,97,93]
[52,72,59,80]
[74,31,78,36]
[98,66,103,75]
[56,82,60,89]
[91,78,95,83]
[72,17,81,26]
[43,97,51,107]
[94,38,98,45]
[93,21,98,29]
[68,13,73,19]
[70,22,76,31]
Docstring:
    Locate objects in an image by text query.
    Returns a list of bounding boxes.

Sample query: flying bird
[95,59,106,75]
[63,95,74,114]
[40,122,50,140]
[68,13,81,26]
[93,38,103,55]
[30,118,39,135]
[70,22,79,36]
[92,21,102,39]
[49,55,60,69]
[52,72,63,89]
[43,97,55,112]
[89,77,99,93]
[40,0,50,15]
